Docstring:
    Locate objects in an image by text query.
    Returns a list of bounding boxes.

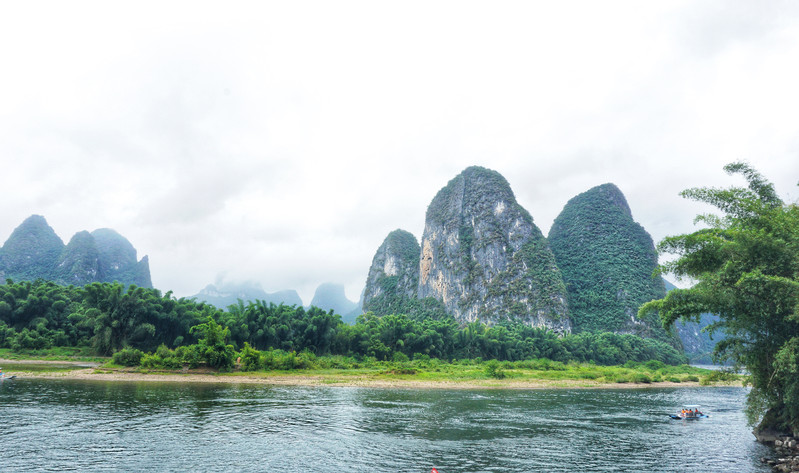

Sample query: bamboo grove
[0,279,685,366]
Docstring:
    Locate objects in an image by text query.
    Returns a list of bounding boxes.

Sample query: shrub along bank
[0,280,686,367]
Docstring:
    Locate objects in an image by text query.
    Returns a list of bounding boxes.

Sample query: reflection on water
[0,379,772,472]
[0,362,96,372]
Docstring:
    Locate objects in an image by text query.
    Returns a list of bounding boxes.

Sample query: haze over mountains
[0,215,151,288]
[1,167,716,358]
[190,281,361,324]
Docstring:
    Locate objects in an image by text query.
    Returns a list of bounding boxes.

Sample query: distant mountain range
[0,215,151,288]
[190,281,362,324]
[192,281,303,309]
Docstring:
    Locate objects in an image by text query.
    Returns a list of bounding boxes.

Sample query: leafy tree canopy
[640,162,799,432]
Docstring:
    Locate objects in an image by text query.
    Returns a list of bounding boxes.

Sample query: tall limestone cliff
[0,215,152,288]
[362,229,421,315]
[417,166,570,332]
[548,183,671,341]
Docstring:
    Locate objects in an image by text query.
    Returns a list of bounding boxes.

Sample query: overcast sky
[2,1,798,304]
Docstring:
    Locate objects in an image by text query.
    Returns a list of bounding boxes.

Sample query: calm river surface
[0,379,772,472]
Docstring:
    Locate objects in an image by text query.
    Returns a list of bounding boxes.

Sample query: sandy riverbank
[1,359,740,389]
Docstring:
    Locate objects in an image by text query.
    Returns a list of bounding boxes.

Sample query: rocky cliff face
[548,183,671,341]
[362,229,421,315]
[56,231,102,286]
[417,166,570,332]
[0,215,152,288]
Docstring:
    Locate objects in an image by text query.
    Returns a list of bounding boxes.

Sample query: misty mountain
[0,215,151,288]
[309,283,361,324]
[665,279,724,363]
[191,281,303,310]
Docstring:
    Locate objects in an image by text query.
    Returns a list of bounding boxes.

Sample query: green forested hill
[0,215,151,288]
[548,184,671,341]
[0,215,64,282]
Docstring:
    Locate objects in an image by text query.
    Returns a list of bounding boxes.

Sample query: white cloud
[1,1,798,304]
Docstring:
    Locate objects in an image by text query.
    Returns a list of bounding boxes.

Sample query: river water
[0,379,772,472]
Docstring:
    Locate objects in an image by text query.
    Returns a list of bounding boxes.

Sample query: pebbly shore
[763,436,799,472]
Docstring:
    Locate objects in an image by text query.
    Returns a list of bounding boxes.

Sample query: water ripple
[0,380,774,472]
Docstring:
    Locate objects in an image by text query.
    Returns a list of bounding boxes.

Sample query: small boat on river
[669,404,708,420]
[0,368,15,381]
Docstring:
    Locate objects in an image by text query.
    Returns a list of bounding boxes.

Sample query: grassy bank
[2,350,742,388]
[0,347,106,362]
[95,357,740,388]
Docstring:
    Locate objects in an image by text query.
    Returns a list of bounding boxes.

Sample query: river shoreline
[2,359,742,389]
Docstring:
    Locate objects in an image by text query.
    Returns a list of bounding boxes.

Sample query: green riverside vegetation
[0,279,687,371]
[640,163,799,434]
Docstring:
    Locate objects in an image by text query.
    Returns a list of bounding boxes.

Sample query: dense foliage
[640,163,799,432]
[0,279,686,366]
[549,183,672,342]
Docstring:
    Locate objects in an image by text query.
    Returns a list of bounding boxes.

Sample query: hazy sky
[2,1,798,304]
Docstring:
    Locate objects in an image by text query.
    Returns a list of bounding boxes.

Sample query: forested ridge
[548,183,670,341]
[0,279,685,366]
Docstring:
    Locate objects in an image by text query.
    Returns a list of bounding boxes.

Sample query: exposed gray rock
[417,166,570,332]
[362,229,420,314]
[56,231,103,286]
